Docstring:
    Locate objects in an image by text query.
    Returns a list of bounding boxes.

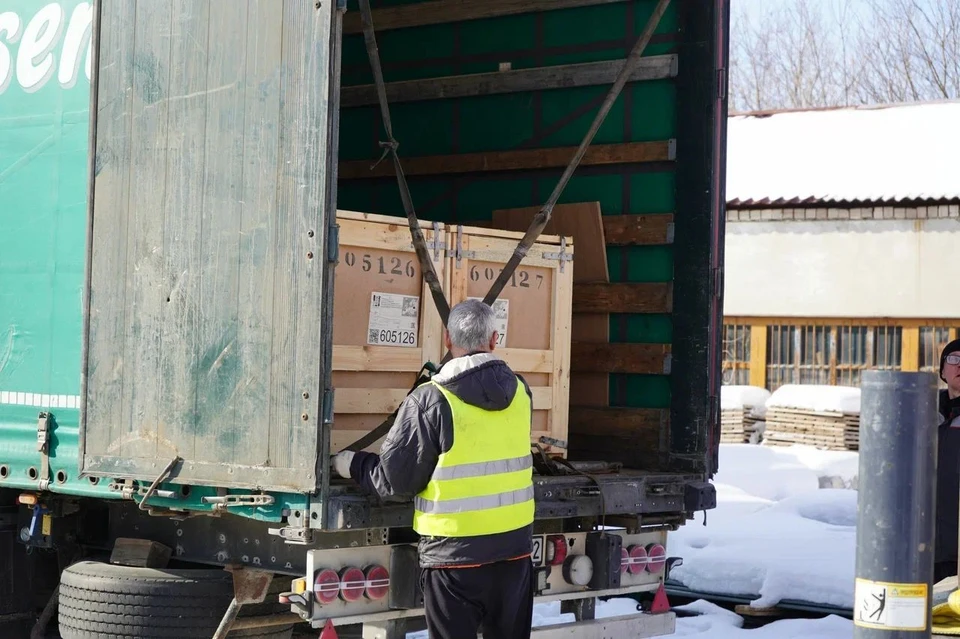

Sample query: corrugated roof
[726,100,960,206]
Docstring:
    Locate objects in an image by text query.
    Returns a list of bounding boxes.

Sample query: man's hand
[331,450,355,479]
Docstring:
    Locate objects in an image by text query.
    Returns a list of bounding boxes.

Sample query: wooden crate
[330,211,448,453]
[446,223,574,457]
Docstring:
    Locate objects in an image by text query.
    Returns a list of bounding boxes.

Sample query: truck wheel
[58,560,294,638]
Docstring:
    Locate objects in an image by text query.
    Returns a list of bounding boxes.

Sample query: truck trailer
[0,0,729,636]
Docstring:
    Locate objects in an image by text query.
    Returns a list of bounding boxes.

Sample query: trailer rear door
[80,0,339,492]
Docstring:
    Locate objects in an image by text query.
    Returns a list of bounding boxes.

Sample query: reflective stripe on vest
[413,377,534,538]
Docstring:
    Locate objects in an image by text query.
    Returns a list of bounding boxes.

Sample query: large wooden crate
[330,211,448,453]
[446,223,574,457]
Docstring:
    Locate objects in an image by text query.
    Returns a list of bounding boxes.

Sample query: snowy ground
[407,441,860,637]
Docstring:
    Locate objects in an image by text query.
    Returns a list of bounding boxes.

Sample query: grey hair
[447,299,498,351]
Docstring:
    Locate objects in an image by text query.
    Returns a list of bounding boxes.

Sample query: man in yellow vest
[332,298,536,638]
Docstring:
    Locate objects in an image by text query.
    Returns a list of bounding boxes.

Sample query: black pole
[855,370,938,638]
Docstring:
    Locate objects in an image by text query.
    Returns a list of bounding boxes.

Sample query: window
[721,324,751,385]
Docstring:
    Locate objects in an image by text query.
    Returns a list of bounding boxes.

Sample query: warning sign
[854,578,928,630]
[367,292,420,348]
[468,297,509,347]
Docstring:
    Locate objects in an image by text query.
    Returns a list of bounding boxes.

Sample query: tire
[58,561,294,639]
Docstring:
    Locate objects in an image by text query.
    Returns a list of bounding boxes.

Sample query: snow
[721,385,771,416]
[726,100,960,205]
[406,442,861,638]
[766,384,861,414]
[406,597,853,638]
[667,444,858,610]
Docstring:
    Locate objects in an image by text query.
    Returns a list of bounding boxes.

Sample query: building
[721,100,960,390]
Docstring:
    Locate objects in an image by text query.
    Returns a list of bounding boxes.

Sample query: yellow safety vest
[412,378,535,538]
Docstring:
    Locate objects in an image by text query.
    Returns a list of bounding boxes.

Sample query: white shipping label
[468,297,509,347]
[367,292,420,348]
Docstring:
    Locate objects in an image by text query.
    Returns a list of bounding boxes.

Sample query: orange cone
[651,582,671,613]
[319,619,339,638]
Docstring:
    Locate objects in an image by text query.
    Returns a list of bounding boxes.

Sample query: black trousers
[421,558,534,639]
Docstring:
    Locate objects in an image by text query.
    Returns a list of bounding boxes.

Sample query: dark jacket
[936,389,960,565]
[350,352,534,568]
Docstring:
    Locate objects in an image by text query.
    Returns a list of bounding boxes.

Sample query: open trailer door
[79,0,340,493]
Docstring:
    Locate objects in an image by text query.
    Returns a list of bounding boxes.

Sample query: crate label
[468,297,509,347]
[367,292,420,348]
[854,578,927,631]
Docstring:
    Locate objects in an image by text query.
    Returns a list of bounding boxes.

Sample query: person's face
[945,352,960,392]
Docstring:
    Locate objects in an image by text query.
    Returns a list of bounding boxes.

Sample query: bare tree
[729,0,960,112]
[855,0,960,103]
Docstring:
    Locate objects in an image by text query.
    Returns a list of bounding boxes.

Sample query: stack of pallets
[721,407,765,444]
[763,385,860,451]
[719,386,770,444]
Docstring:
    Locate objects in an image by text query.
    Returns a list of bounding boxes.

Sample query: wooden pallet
[720,407,765,444]
[764,406,860,451]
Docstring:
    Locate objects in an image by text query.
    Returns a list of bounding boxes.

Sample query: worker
[332,298,536,638]
[935,338,960,583]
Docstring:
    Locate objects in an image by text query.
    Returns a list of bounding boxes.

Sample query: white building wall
[723,214,960,318]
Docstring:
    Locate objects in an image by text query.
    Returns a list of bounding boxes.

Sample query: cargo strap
[356,0,450,326]
[480,0,672,305]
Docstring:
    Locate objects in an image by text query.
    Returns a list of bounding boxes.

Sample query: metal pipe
[212,598,242,639]
[854,370,938,639]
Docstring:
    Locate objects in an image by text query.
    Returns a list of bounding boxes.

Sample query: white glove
[332,451,355,479]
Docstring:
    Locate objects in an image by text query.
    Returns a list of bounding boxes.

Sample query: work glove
[332,450,355,479]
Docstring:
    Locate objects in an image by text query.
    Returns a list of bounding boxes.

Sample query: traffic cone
[651,582,671,613]
[319,619,339,638]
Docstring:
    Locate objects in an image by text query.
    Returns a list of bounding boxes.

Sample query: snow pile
[667,444,858,609]
[766,384,861,414]
[407,598,853,638]
[722,385,772,417]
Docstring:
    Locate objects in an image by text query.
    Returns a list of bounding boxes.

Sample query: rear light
[364,565,390,601]
[339,567,366,602]
[545,535,568,566]
[561,554,593,586]
[624,544,648,575]
[646,543,666,573]
[314,568,340,605]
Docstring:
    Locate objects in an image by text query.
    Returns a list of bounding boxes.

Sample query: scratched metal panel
[80,0,336,492]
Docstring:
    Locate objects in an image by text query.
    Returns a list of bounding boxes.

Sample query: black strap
[357,0,450,325]
[482,0,672,305]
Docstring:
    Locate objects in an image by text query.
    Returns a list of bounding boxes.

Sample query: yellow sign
[41,513,52,536]
[854,578,928,631]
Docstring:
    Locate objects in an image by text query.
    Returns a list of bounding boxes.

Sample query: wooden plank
[569,407,665,436]
[234,0,284,465]
[343,0,629,34]
[333,346,427,372]
[570,343,670,374]
[110,539,172,568]
[572,283,672,314]
[749,324,768,388]
[156,0,212,463]
[902,326,920,372]
[82,0,137,460]
[602,214,674,245]
[492,202,609,408]
[120,0,174,459]
[339,141,673,180]
[194,1,247,464]
[341,56,677,107]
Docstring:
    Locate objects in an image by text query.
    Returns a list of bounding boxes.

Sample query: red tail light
[545,535,568,566]
[364,565,390,601]
[645,543,666,573]
[624,544,648,575]
[314,568,341,605]
[339,567,366,602]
